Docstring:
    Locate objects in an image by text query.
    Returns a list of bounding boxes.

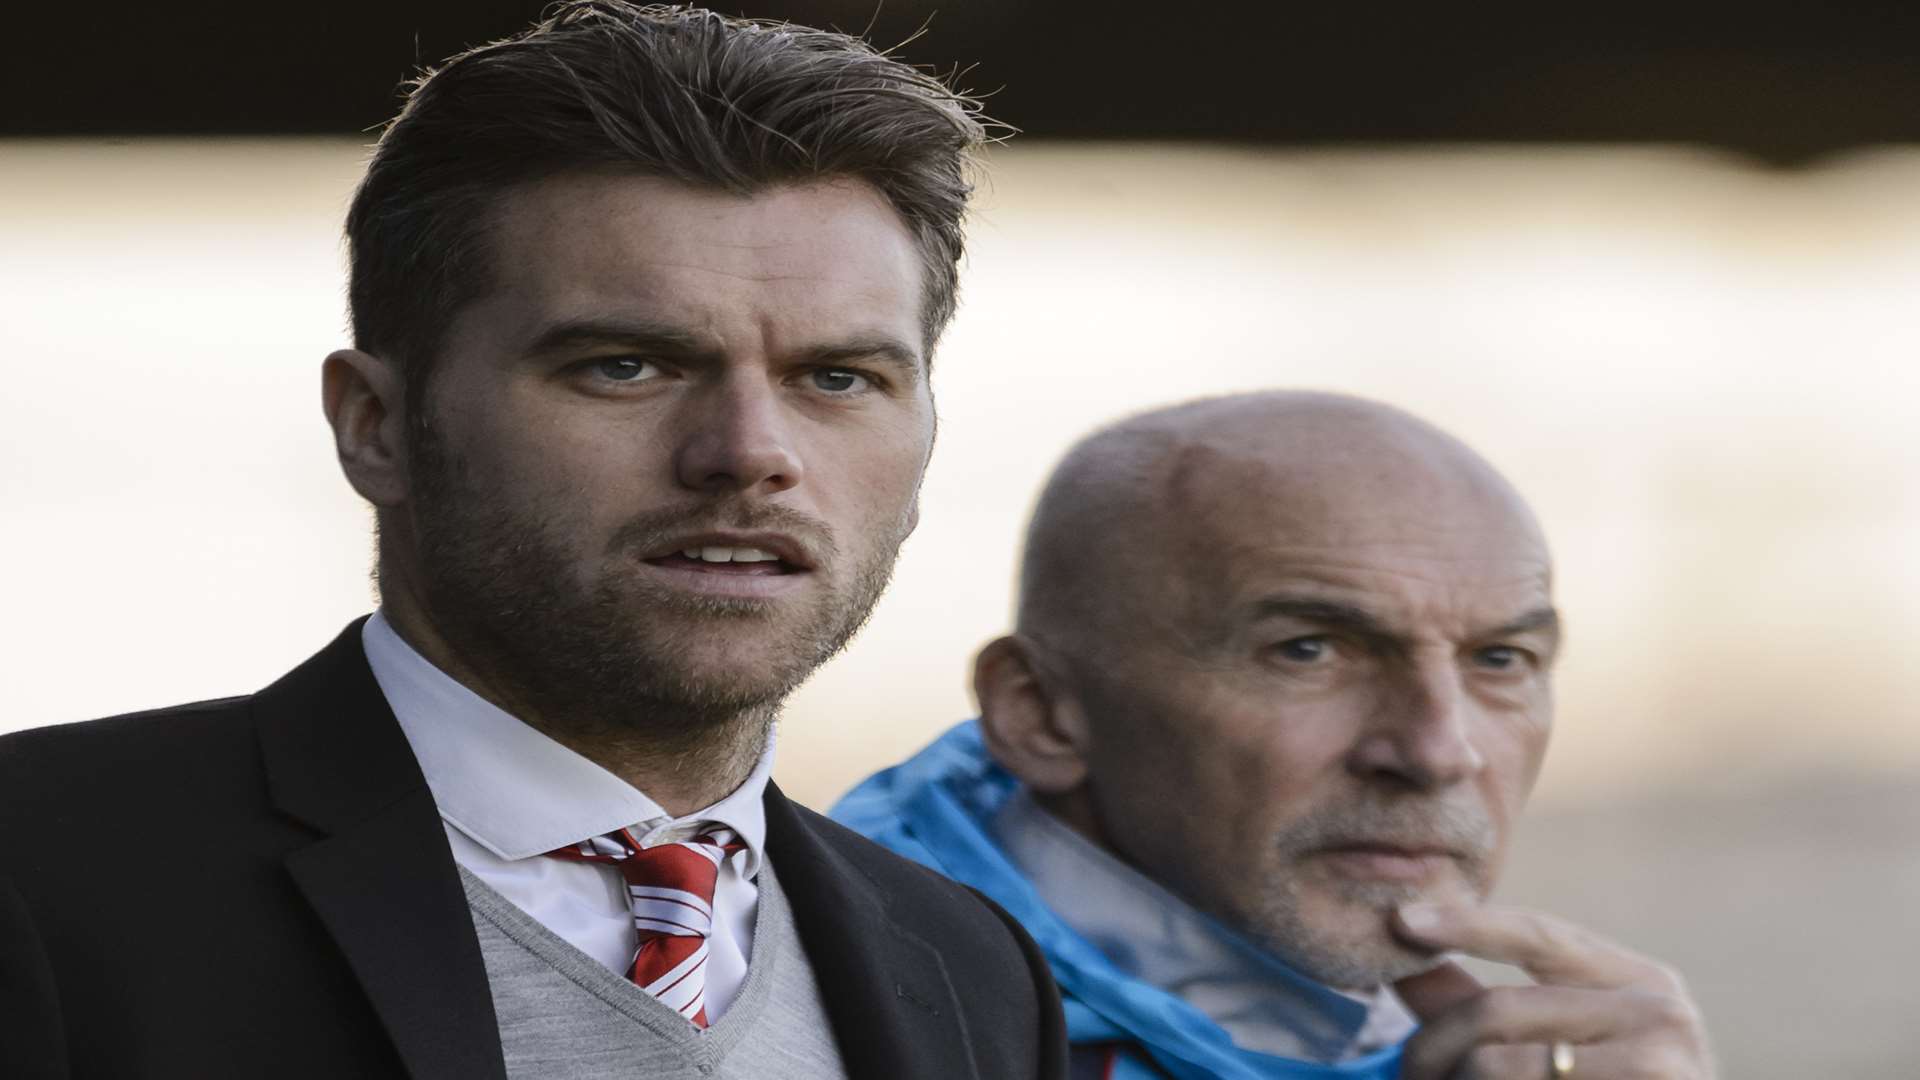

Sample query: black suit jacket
[0,622,1066,1079]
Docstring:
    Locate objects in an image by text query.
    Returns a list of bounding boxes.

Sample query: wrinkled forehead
[1148,437,1553,613]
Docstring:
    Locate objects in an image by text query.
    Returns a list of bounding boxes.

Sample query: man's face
[399,172,934,734]
[1073,444,1557,989]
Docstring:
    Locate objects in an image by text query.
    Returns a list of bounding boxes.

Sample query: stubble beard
[1236,797,1497,990]
[403,425,909,769]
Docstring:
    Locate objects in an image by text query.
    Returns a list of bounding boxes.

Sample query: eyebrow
[789,336,925,381]
[1249,598,1393,638]
[1248,597,1562,645]
[1488,606,1561,641]
[525,316,714,361]
[522,316,924,382]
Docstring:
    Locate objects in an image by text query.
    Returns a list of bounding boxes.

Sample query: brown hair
[345,1,990,396]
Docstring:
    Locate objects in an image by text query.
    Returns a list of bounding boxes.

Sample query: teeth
[678,546,779,564]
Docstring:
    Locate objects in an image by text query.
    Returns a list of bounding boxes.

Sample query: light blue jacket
[831,721,1407,1080]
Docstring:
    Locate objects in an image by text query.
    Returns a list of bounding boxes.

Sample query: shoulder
[2,693,255,769]
[0,695,265,841]
[1,621,374,829]
[784,764,1043,985]
[785,798,995,921]
[2,693,256,766]
[785,801,936,880]
[778,798,1066,1068]
[3,695,253,755]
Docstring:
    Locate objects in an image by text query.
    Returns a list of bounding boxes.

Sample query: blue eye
[810,369,869,393]
[593,357,658,382]
[1474,645,1524,670]
[1273,636,1330,662]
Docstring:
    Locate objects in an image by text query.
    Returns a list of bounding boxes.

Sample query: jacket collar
[254,620,984,1080]
[255,619,508,1080]
[763,782,989,1080]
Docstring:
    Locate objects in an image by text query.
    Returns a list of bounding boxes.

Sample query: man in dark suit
[0,4,1063,1077]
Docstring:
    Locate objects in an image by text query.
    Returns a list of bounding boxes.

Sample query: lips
[624,528,822,600]
[639,531,815,574]
[1320,841,1459,860]
[1306,839,1468,884]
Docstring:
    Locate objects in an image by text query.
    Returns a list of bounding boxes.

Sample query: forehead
[478,171,925,349]
[1158,441,1553,629]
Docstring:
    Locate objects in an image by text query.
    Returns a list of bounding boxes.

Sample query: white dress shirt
[992,789,1416,1063]
[361,611,772,1021]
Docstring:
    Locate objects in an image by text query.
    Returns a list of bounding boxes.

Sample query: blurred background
[4,3,1917,1074]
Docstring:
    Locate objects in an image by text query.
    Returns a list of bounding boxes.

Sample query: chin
[665,610,842,668]
[1240,879,1461,991]
[1261,916,1437,991]
[1325,932,1445,987]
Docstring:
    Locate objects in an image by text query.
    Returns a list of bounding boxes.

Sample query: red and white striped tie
[546,827,742,1027]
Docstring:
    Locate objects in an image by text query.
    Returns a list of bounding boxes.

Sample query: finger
[1397,984,1674,1080]
[1456,1042,1704,1080]
[1453,1042,1544,1080]
[1395,902,1667,989]
[1401,1039,1540,1080]
[1393,958,1484,1022]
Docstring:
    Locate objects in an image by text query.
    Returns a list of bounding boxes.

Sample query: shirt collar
[361,610,771,875]
[992,789,1414,1064]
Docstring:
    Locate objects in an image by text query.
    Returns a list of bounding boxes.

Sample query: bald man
[833,393,1713,1080]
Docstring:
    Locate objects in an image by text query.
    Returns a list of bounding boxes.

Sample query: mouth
[632,531,816,598]
[640,532,813,574]
[1309,841,1463,885]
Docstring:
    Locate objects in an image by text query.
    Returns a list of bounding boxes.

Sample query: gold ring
[1548,1040,1576,1078]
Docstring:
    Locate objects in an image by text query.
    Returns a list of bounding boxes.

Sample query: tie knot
[615,834,729,901]
[540,827,745,1027]
[547,827,741,908]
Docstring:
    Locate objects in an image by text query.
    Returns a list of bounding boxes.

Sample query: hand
[1389,901,1714,1079]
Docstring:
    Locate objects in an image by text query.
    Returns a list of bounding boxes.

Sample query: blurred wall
[3,138,1916,1075]
[17,2,1920,164]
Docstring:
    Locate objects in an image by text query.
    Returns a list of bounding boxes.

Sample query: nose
[673,375,804,496]
[1347,659,1486,792]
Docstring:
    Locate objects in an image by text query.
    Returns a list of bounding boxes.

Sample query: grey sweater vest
[461,860,849,1079]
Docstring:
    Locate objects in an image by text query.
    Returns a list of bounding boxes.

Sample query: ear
[973,634,1091,794]
[322,348,410,508]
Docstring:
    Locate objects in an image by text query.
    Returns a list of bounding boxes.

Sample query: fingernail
[1398,902,1441,931]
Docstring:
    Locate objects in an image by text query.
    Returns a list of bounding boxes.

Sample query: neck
[1001,790,1405,1060]
[378,581,770,816]
[523,708,773,817]
[1032,785,1390,998]
[1031,785,1111,849]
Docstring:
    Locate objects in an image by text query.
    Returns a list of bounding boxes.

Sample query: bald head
[981,390,1558,989]
[1016,391,1547,671]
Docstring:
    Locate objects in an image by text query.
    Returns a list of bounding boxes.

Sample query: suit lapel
[255,621,507,1080]
[764,783,983,1080]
